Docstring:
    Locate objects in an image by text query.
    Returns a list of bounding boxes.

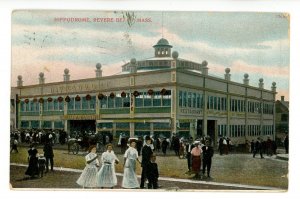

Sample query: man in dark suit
[202,140,214,178]
[140,135,153,189]
[43,141,54,172]
[253,137,264,159]
[185,137,194,172]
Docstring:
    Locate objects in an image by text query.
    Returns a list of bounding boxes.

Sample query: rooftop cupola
[153,38,172,57]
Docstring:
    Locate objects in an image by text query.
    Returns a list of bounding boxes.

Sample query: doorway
[196,120,203,138]
[207,120,216,145]
[69,120,96,134]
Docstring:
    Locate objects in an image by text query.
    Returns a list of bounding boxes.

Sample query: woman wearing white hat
[122,138,141,188]
[191,141,203,179]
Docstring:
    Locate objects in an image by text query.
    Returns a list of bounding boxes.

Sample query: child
[37,154,46,178]
[147,154,159,189]
[97,144,119,188]
[76,145,99,188]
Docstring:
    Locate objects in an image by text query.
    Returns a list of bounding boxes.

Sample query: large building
[11,38,277,145]
[275,96,289,140]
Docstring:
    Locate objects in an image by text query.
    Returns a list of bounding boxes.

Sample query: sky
[11,10,289,100]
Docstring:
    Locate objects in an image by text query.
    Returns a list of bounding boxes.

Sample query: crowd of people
[10,127,289,188]
[10,128,68,147]
[249,137,278,158]
[24,141,54,179]
[76,136,159,189]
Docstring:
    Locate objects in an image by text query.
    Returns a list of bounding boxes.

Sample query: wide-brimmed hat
[145,135,151,140]
[193,141,200,145]
[128,138,138,144]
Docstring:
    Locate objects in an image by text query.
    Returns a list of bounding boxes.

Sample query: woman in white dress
[97,144,119,188]
[122,139,141,188]
[76,145,99,188]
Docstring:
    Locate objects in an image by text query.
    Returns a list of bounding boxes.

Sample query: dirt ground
[10,145,288,189]
[10,165,257,190]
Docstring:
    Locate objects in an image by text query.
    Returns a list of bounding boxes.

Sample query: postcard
[10,10,289,191]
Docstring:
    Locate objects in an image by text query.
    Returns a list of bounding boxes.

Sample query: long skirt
[25,157,39,177]
[192,156,201,173]
[122,159,139,188]
[76,166,98,188]
[97,164,117,188]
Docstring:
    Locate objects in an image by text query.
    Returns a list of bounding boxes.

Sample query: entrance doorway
[207,120,216,146]
[69,120,96,134]
[196,120,203,138]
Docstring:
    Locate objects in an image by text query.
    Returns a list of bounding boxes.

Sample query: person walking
[122,139,141,189]
[250,140,255,153]
[218,137,224,155]
[25,144,39,178]
[223,137,228,155]
[43,141,54,172]
[10,138,19,153]
[202,140,214,178]
[76,145,99,188]
[140,135,153,189]
[266,137,273,156]
[191,141,202,179]
[147,154,159,189]
[161,137,168,156]
[185,137,194,172]
[97,144,119,188]
[253,138,264,159]
[173,135,180,156]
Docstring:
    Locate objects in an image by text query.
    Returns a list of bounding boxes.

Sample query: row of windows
[218,124,274,138]
[230,99,245,112]
[156,48,169,55]
[20,97,95,112]
[208,96,227,111]
[179,91,274,115]
[179,91,204,109]
[262,104,274,114]
[134,92,171,108]
[19,93,274,114]
[20,120,64,128]
[262,125,274,136]
[248,102,274,114]
[97,122,171,129]
[178,61,201,70]
[20,92,172,112]
[68,96,96,110]
[20,101,40,112]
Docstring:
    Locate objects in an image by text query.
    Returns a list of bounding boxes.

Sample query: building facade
[275,96,289,140]
[11,38,277,145]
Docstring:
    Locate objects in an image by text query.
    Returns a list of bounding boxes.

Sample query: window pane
[108,97,114,108]
[153,92,161,106]
[68,98,74,110]
[179,91,183,107]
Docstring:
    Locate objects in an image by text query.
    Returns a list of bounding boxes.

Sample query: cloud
[11,10,289,102]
